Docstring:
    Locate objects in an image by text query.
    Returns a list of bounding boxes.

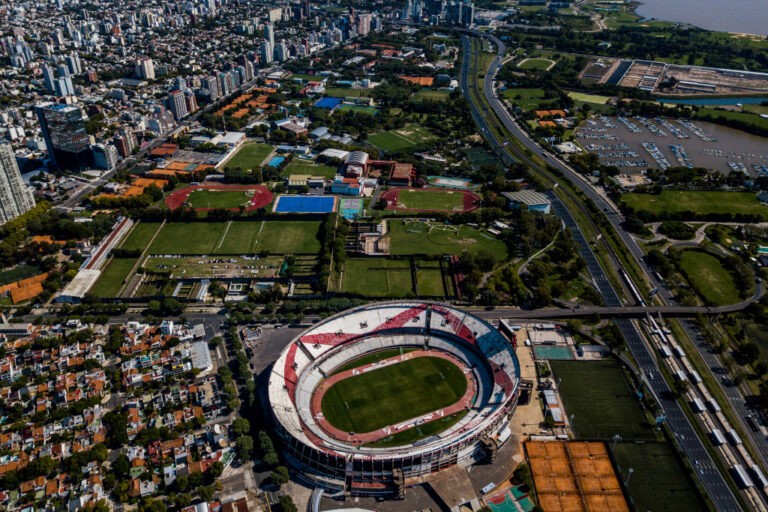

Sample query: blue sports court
[273,195,337,213]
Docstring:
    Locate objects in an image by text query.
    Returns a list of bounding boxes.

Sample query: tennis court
[339,198,363,219]
[533,345,573,360]
[273,195,337,213]
[427,176,477,189]
[314,97,343,109]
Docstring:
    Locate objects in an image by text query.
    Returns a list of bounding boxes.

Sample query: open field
[224,143,272,170]
[517,58,556,70]
[90,258,136,298]
[340,258,414,297]
[148,220,321,255]
[119,222,161,251]
[367,124,435,152]
[388,219,508,258]
[186,190,250,209]
[397,190,465,210]
[324,87,369,98]
[566,91,611,104]
[337,104,378,115]
[279,161,339,179]
[321,356,468,433]
[678,250,742,305]
[501,87,550,110]
[412,89,450,102]
[289,73,322,82]
[416,263,447,297]
[612,442,704,512]
[620,191,768,220]
[549,359,654,440]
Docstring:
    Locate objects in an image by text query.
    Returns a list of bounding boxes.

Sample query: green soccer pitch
[320,356,468,434]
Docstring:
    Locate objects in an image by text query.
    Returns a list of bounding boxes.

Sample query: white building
[0,143,36,225]
[135,57,155,80]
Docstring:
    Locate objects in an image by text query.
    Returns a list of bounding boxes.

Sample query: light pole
[625,467,634,486]
[611,433,622,452]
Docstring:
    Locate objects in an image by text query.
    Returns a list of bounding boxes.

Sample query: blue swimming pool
[274,195,336,213]
[268,156,285,167]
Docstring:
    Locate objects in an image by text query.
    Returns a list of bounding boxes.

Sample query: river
[635,0,768,35]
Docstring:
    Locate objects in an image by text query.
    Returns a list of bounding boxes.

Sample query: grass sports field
[412,89,450,103]
[549,359,654,440]
[620,191,768,220]
[397,190,464,210]
[337,104,378,115]
[566,91,611,104]
[324,87,368,98]
[678,250,742,305]
[186,190,250,209]
[90,258,135,298]
[368,411,467,447]
[341,259,413,297]
[320,356,468,433]
[416,261,447,297]
[224,143,272,170]
[119,222,161,251]
[517,58,555,70]
[388,219,508,258]
[613,442,704,512]
[148,220,321,255]
[367,124,435,152]
[279,161,338,179]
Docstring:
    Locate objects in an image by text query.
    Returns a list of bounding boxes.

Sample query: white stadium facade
[267,301,521,496]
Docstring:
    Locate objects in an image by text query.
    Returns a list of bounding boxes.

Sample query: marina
[575,116,768,175]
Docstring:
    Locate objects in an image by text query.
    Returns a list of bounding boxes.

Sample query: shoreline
[625,0,768,38]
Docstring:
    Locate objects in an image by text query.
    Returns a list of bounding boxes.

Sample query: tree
[231,418,251,438]
[270,465,290,485]
[236,435,254,459]
[112,454,130,478]
[102,411,129,448]
[278,495,298,512]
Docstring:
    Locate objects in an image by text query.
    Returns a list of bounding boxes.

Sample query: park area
[380,188,480,213]
[320,356,468,434]
[612,442,704,512]
[677,249,744,305]
[501,87,549,111]
[388,219,508,258]
[367,124,436,152]
[148,220,321,255]
[517,58,556,70]
[549,359,655,440]
[619,191,768,221]
[224,142,272,170]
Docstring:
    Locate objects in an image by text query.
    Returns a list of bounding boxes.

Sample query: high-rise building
[0,144,36,226]
[202,75,220,100]
[273,41,289,62]
[113,128,137,157]
[259,40,273,65]
[35,103,92,170]
[264,23,275,49]
[166,90,188,121]
[54,76,75,97]
[91,143,119,170]
[357,13,372,36]
[184,91,198,115]
[267,7,282,23]
[42,64,56,93]
[135,57,155,80]
[207,0,216,16]
[65,52,82,75]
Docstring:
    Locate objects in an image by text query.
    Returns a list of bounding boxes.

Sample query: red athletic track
[164,183,273,212]
[380,187,480,213]
[310,349,477,445]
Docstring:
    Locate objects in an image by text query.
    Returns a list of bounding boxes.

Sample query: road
[460,34,745,511]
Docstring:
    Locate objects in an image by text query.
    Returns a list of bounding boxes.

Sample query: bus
[732,464,754,489]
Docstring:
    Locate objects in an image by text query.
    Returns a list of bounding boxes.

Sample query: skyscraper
[264,23,275,50]
[166,90,188,121]
[259,40,273,65]
[35,103,92,170]
[91,143,119,170]
[0,144,36,225]
[135,57,155,80]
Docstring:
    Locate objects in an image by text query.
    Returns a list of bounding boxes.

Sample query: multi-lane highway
[459,34,747,511]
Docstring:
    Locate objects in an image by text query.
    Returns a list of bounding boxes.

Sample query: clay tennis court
[164,183,273,212]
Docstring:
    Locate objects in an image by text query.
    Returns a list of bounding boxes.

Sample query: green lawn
[612,443,705,512]
[337,104,378,115]
[224,143,272,170]
[186,190,250,209]
[620,191,768,221]
[367,124,436,152]
[147,220,321,255]
[119,222,161,252]
[566,91,611,104]
[280,161,339,179]
[412,89,450,103]
[501,88,546,99]
[696,107,768,132]
[388,219,509,259]
[678,250,742,305]
[332,348,417,375]
[324,87,369,98]
[416,264,447,297]
[397,190,465,211]
[90,258,136,297]
[321,356,468,433]
[340,258,414,297]
[549,359,655,440]
[517,58,555,70]
[289,73,323,82]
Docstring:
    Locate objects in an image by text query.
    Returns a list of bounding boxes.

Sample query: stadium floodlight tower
[267,301,521,496]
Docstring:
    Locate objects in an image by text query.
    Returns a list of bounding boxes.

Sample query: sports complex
[380,187,481,213]
[164,183,273,212]
[267,301,520,495]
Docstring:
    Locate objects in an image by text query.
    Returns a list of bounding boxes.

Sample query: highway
[467,28,768,478]
[459,35,745,511]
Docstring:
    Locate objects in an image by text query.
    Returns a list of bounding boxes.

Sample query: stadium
[267,301,521,496]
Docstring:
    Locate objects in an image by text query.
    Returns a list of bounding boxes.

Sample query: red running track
[164,183,273,212]
[310,349,477,445]
[379,187,480,213]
